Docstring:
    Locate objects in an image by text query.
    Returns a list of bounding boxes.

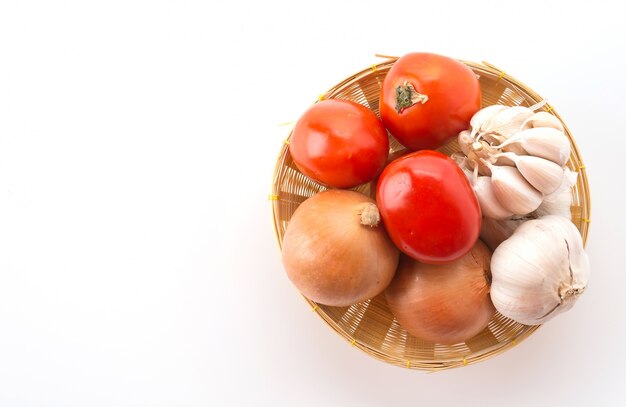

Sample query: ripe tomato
[289,99,389,189]
[376,150,481,264]
[379,52,481,151]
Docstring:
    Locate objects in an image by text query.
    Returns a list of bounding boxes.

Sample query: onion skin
[282,190,400,307]
[385,240,495,344]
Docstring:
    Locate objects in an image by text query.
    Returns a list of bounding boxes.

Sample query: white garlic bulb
[490,215,589,325]
[457,105,576,220]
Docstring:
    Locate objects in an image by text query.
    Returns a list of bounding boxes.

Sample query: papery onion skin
[282,190,400,307]
[385,240,495,345]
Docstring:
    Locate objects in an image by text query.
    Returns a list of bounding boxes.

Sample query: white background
[0,1,625,405]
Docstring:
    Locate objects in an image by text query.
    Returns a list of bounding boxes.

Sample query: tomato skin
[376,150,481,264]
[289,99,389,189]
[379,53,481,151]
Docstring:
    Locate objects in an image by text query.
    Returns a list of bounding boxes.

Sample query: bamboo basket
[271,57,591,371]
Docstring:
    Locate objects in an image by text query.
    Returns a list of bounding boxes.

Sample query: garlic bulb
[456,105,576,220]
[490,215,589,325]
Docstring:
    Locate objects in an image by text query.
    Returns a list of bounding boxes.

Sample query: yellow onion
[282,190,399,306]
[385,240,495,344]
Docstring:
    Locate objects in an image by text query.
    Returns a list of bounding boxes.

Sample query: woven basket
[271,57,591,371]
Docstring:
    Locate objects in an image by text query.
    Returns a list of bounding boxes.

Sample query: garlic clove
[521,111,565,132]
[535,188,573,219]
[482,106,534,138]
[470,105,507,137]
[516,155,564,195]
[490,215,589,325]
[535,169,578,219]
[474,176,514,220]
[499,152,565,195]
[498,127,571,166]
[488,164,543,215]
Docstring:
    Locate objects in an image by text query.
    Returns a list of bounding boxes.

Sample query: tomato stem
[395,81,428,113]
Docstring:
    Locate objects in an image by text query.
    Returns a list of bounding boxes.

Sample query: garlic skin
[482,106,534,138]
[490,215,589,325]
[458,130,472,155]
[470,105,507,137]
[521,111,564,132]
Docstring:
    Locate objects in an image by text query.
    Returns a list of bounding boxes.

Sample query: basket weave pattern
[271,58,591,371]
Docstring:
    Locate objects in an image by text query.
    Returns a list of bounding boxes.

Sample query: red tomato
[289,99,389,189]
[376,150,481,264]
[379,52,481,151]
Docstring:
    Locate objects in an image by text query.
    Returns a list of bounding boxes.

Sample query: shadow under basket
[271,58,591,371]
